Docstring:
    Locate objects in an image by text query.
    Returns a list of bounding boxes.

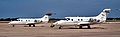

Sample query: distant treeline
[0,17,120,21]
[0,18,18,21]
[107,18,120,20]
[106,18,120,22]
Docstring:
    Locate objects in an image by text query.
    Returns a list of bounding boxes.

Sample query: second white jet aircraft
[51,8,111,29]
[8,13,52,27]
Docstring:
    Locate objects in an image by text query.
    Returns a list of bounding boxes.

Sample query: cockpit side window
[28,20,30,21]
[17,20,20,21]
[66,18,70,20]
[21,20,23,21]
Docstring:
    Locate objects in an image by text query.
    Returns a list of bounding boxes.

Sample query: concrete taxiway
[0,22,120,37]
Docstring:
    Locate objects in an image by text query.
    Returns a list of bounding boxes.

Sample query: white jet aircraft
[51,8,111,29]
[8,13,52,27]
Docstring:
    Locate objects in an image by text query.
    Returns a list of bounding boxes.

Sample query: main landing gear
[79,24,91,29]
[28,24,35,27]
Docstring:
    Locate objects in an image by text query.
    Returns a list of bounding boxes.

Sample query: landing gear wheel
[79,25,82,29]
[29,25,31,27]
[32,24,35,27]
[87,25,91,29]
[59,26,62,29]
[50,25,55,28]
[12,25,15,27]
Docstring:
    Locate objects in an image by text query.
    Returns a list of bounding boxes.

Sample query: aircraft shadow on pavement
[62,27,105,29]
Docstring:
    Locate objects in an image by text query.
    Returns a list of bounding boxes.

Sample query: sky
[0,0,120,18]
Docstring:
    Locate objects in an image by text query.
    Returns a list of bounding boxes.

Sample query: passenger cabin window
[78,19,80,21]
[81,19,83,21]
[21,20,23,21]
[97,20,100,22]
[71,19,73,21]
[94,19,97,21]
[34,20,37,22]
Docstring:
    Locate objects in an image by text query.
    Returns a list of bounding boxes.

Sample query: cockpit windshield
[66,18,70,20]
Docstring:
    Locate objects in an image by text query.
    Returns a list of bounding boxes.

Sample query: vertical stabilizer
[41,13,52,22]
[96,8,111,22]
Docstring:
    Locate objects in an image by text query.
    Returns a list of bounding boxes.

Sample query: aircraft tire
[59,26,62,29]
[87,25,91,29]
[12,25,15,27]
[29,25,32,27]
[79,25,82,29]
[50,25,55,28]
[33,24,35,27]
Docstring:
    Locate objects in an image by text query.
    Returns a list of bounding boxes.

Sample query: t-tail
[96,8,111,23]
[41,13,52,23]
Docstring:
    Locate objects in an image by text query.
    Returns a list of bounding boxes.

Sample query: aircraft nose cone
[8,21,17,25]
[53,22,57,25]
[8,22,12,24]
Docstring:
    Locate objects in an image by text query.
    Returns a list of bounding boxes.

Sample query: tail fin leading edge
[96,8,111,22]
[41,13,52,22]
